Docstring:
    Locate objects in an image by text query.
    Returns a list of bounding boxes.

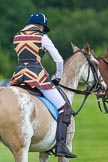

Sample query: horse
[0,43,106,162]
[95,48,108,112]
[96,48,108,89]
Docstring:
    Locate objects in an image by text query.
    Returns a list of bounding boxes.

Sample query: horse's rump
[0,86,57,152]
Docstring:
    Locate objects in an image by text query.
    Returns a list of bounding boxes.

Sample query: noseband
[59,49,104,116]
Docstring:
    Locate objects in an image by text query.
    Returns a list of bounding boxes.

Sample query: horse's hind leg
[39,152,49,162]
[0,122,32,162]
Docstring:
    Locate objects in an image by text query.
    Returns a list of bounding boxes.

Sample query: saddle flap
[37,96,58,120]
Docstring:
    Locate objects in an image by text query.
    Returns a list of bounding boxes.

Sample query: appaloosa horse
[0,43,106,162]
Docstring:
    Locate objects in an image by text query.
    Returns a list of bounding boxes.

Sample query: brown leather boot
[55,104,77,158]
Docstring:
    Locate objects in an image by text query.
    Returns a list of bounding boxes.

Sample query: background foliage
[0,0,108,78]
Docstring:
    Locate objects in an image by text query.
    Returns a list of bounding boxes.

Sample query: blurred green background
[0,94,108,162]
[0,1,108,161]
[0,0,108,79]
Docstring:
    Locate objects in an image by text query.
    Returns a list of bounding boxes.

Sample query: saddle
[14,84,71,107]
[14,84,43,96]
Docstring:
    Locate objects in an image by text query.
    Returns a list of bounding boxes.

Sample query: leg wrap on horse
[55,103,77,158]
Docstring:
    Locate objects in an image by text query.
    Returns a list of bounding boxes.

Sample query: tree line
[0,0,108,78]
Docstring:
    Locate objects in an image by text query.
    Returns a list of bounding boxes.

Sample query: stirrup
[45,146,55,155]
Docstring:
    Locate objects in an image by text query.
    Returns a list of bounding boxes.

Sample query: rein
[96,95,108,113]
[59,84,90,116]
[95,56,108,113]
[59,49,103,116]
[59,84,91,95]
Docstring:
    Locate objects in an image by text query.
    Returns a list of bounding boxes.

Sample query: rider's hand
[52,78,61,86]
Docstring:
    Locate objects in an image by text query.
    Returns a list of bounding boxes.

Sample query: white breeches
[37,87,66,113]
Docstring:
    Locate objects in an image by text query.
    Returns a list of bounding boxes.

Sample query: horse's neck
[98,59,108,86]
[61,54,86,103]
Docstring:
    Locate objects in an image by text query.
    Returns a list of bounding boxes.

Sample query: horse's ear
[83,43,91,54]
[71,42,79,52]
[91,49,96,57]
[103,48,108,60]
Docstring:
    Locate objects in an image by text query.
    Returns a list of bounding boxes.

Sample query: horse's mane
[97,56,108,65]
[90,48,108,66]
[64,53,75,63]
[64,48,84,64]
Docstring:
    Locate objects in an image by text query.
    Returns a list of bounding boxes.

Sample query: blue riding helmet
[26,13,50,32]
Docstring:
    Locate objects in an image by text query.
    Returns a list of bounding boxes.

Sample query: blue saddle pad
[37,96,58,120]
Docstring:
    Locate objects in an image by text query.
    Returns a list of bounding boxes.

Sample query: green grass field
[0,94,108,162]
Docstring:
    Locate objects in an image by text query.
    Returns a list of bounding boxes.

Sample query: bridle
[59,49,105,116]
[95,56,108,113]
